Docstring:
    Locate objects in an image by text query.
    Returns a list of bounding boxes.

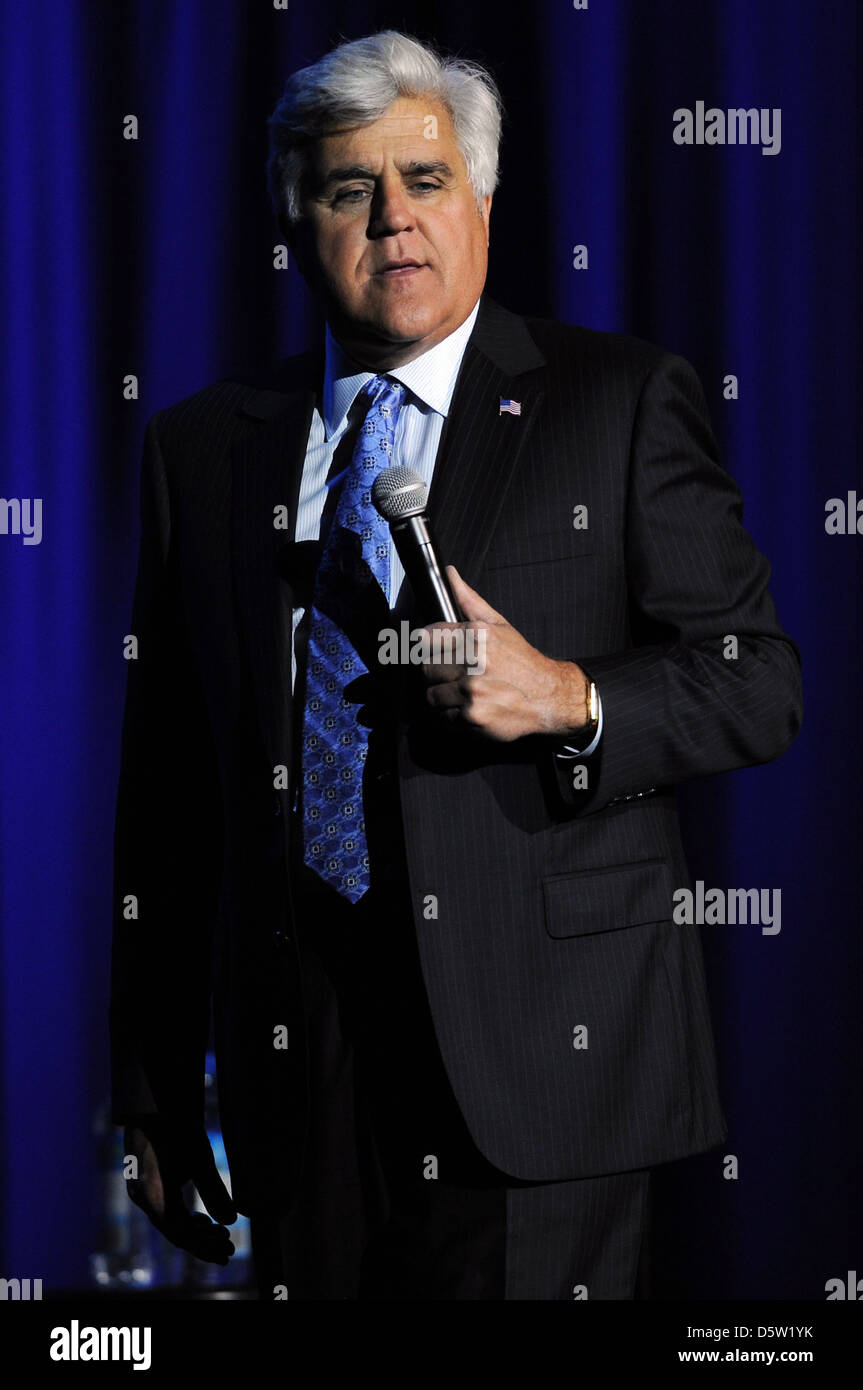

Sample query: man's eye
[333,182,440,202]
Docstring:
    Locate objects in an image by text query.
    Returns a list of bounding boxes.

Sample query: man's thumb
[446,565,505,624]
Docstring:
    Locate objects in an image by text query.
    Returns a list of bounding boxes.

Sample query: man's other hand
[124,1117,237,1265]
[422,566,590,742]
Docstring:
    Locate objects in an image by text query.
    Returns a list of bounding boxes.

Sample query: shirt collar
[322,297,481,440]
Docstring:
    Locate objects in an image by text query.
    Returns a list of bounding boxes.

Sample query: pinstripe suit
[110,294,802,1296]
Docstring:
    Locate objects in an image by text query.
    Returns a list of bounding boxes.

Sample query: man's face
[291,95,492,367]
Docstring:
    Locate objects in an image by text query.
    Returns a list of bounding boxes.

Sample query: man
[110,31,802,1300]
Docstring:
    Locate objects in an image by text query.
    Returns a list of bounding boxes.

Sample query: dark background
[0,0,860,1297]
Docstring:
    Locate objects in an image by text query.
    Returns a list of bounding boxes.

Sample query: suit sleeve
[109,412,223,1129]
[553,350,802,811]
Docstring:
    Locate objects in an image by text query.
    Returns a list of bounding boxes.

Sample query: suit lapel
[425,296,546,590]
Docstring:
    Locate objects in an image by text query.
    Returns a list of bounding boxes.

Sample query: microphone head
[371,466,428,521]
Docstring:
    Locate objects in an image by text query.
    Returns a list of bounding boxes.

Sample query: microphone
[371,466,461,622]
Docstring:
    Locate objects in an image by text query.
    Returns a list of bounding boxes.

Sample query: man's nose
[367,182,414,237]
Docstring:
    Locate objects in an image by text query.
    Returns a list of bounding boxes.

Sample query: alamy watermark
[49,1321,151,1370]
[673,102,781,156]
[673,882,781,935]
[378,621,487,674]
[0,497,42,545]
[0,1276,42,1300]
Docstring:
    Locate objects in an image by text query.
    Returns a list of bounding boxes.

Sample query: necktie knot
[363,373,406,426]
[365,372,403,399]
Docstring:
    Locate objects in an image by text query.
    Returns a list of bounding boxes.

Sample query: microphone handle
[391,513,461,623]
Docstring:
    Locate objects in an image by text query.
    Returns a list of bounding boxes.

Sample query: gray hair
[267,30,503,234]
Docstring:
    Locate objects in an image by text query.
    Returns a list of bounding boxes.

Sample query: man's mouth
[374,259,426,278]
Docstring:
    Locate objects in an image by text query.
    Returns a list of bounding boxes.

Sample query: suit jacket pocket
[542,858,673,938]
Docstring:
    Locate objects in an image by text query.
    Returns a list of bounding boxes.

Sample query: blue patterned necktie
[301,375,407,903]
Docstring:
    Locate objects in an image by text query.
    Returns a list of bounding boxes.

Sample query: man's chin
[330,307,444,361]
[359,304,437,346]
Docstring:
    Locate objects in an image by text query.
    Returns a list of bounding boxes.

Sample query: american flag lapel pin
[499,397,522,416]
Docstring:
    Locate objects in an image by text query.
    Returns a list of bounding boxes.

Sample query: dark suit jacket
[110,294,802,1215]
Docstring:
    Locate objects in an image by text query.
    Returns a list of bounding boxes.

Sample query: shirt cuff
[553,690,604,759]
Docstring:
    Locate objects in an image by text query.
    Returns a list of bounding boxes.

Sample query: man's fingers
[420,620,464,684]
[130,1180,235,1265]
[423,661,464,685]
[420,617,491,682]
[446,565,506,625]
[426,678,469,709]
[161,1200,236,1266]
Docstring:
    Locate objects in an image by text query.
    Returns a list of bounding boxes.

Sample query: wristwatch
[567,662,599,742]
